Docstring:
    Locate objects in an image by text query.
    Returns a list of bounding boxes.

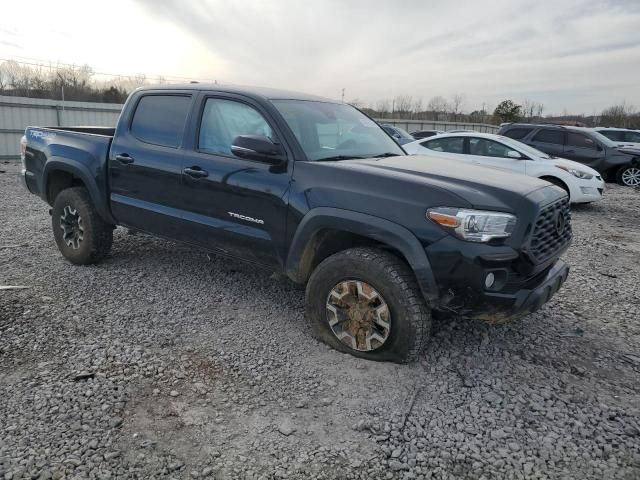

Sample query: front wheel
[52,187,113,265]
[305,247,431,363]
[617,165,640,187]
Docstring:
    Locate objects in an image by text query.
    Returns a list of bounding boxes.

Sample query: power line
[0,57,217,84]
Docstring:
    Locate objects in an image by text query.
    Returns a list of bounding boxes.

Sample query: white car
[594,127,640,149]
[403,132,605,204]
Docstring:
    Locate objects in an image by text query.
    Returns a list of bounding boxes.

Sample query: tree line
[1,60,638,129]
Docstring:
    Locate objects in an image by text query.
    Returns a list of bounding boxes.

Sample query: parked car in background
[404,132,605,203]
[411,130,443,139]
[594,127,640,147]
[498,123,640,186]
[379,124,415,145]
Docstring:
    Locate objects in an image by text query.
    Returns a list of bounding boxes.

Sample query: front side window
[502,127,533,140]
[271,100,403,161]
[199,98,274,155]
[469,138,515,158]
[131,95,191,148]
[422,137,464,154]
[567,132,597,149]
[532,129,564,145]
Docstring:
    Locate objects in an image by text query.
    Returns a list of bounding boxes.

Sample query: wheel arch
[539,175,571,197]
[43,158,115,224]
[285,207,439,304]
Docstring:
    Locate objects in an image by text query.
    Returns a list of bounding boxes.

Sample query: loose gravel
[1,160,639,480]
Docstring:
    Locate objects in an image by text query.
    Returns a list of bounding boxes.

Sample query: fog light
[485,272,495,289]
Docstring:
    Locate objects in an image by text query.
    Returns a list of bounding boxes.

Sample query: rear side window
[422,137,464,154]
[502,127,532,140]
[131,95,191,148]
[532,129,564,145]
[567,132,597,149]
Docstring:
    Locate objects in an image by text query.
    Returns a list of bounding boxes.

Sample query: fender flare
[285,207,439,303]
[42,158,115,224]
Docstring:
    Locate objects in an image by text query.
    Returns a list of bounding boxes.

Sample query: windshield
[271,100,404,161]
[589,130,618,148]
[388,125,414,139]
[498,135,553,159]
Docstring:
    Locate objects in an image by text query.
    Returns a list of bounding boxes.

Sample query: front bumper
[569,175,605,203]
[426,236,570,323]
[455,260,569,322]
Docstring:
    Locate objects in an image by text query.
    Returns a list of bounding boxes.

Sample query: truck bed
[22,126,114,219]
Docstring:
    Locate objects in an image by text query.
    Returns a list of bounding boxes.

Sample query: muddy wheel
[52,187,113,265]
[305,247,431,363]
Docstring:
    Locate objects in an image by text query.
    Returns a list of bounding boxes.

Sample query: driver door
[467,137,526,174]
[176,93,293,267]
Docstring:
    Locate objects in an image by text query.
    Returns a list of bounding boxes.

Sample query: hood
[545,157,601,176]
[338,155,562,211]
[616,144,640,156]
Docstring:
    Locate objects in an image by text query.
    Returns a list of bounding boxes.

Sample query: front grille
[529,197,572,263]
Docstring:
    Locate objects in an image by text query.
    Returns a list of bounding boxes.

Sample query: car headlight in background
[427,207,516,242]
[555,165,593,179]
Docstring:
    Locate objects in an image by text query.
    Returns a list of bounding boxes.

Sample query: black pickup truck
[20,85,571,362]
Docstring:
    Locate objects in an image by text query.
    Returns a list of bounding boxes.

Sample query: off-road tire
[305,247,431,363]
[52,187,113,265]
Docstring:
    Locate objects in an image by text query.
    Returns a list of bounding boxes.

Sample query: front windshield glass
[498,136,552,159]
[391,126,414,140]
[589,130,617,147]
[271,100,404,161]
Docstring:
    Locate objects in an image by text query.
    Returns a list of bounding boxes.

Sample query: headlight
[555,165,593,179]
[427,207,516,242]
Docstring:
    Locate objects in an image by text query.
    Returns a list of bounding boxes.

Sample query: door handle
[115,154,134,164]
[183,166,208,178]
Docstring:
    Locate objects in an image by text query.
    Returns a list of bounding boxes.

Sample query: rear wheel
[52,187,113,265]
[305,247,431,363]
[617,165,640,187]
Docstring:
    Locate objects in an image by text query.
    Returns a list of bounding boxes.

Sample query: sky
[1,0,639,115]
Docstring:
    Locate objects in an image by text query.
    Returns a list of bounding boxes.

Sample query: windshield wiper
[315,155,365,162]
[370,152,401,158]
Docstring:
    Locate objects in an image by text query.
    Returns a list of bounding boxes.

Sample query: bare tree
[376,99,391,119]
[427,96,449,121]
[450,93,465,121]
[412,98,423,119]
[600,102,636,128]
[393,95,413,118]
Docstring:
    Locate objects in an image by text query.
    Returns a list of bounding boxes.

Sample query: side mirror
[231,135,286,165]
[506,150,523,159]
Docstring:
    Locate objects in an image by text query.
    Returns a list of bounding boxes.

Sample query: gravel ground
[1,160,639,480]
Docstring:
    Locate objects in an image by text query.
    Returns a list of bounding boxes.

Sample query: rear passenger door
[563,132,604,167]
[527,129,565,157]
[109,92,194,237]
[177,93,293,267]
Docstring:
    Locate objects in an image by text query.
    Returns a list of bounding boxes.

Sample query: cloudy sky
[1,0,639,114]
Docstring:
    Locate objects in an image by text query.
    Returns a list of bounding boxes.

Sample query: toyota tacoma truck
[20,85,571,363]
